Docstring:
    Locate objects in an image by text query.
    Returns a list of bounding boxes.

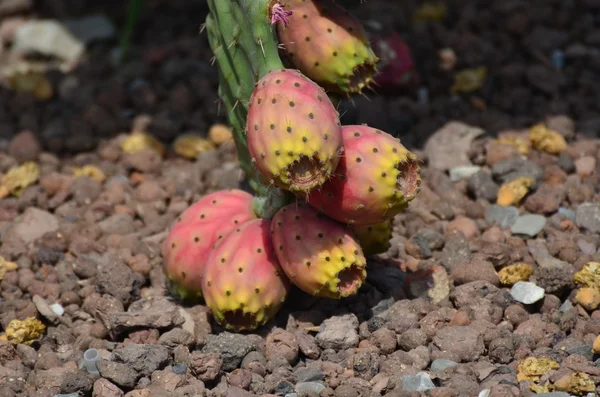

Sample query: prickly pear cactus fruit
[162,189,257,301]
[351,221,392,256]
[271,203,366,299]
[246,68,343,193]
[202,219,290,331]
[308,125,421,225]
[276,0,379,95]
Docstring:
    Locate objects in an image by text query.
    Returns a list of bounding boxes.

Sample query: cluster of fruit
[161,0,422,332]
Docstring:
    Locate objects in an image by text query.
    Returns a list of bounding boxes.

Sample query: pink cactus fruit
[202,219,291,331]
[271,203,367,299]
[372,31,418,90]
[275,0,379,95]
[162,189,257,301]
[246,68,343,193]
[308,125,421,225]
[351,220,392,256]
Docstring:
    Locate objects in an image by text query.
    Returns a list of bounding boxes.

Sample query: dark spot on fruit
[234,219,239,224]
[181,271,186,279]
[353,53,358,57]
[207,281,211,287]
[373,148,378,153]
[309,113,314,119]
[254,124,259,130]
[221,257,226,263]
[275,150,280,155]
[333,51,338,56]
[289,101,295,107]
[255,288,260,293]
[257,98,262,104]
[295,82,300,87]
[171,242,175,248]
[341,256,346,261]
[226,290,231,296]
[381,172,387,177]
[296,235,301,240]
[328,28,332,33]
[348,27,354,32]
[323,133,328,140]
[201,214,205,219]
[279,245,283,251]
[260,152,266,158]
[194,237,199,242]
[368,186,374,192]
[318,233,324,238]
[302,136,307,142]
[354,132,360,136]
[270,124,275,130]
[317,95,322,101]
[288,151,293,156]
[272,98,277,104]
[257,248,262,253]
[315,62,319,67]
[287,126,292,133]
[276,79,281,84]
[306,261,311,267]
[305,36,310,41]
[212,200,217,204]
[368,227,373,231]
[325,256,331,261]
[354,250,359,255]
[356,157,362,162]
[295,215,300,220]
[236,229,240,232]
[238,267,243,273]
[392,148,397,153]
[277,221,282,226]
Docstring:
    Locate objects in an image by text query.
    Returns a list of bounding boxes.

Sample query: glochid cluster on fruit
[162,0,422,332]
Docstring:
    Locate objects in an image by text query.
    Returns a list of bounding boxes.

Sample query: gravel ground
[0,0,600,397]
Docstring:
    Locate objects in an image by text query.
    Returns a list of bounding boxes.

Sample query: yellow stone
[498,263,533,285]
[574,262,600,289]
[496,135,530,155]
[120,132,165,156]
[209,124,234,146]
[413,2,446,22]
[517,357,559,382]
[450,66,487,94]
[173,134,216,159]
[6,317,46,345]
[575,287,600,311]
[593,335,600,354]
[0,256,18,281]
[7,71,53,101]
[72,165,106,183]
[496,177,534,206]
[0,161,40,199]
[529,124,567,154]
[554,372,596,394]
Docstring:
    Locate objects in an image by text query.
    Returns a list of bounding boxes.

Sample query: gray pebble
[295,382,326,394]
[430,358,459,372]
[401,372,435,392]
[510,214,547,237]
[485,205,519,228]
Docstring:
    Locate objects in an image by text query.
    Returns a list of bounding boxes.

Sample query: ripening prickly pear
[202,219,290,331]
[308,125,421,225]
[351,221,392,256]
[271,203,366,299]
[246,68,343,193]
[162,189,257,301]
[276,0,379,95]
